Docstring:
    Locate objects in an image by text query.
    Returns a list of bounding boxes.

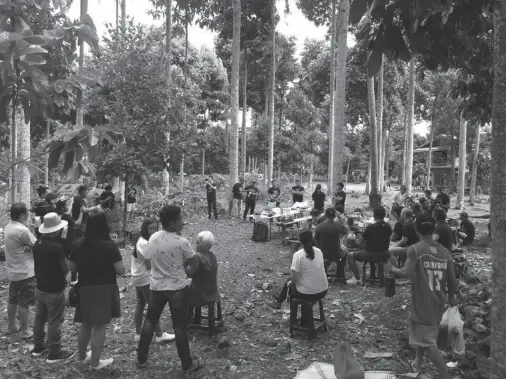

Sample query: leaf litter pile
[0,203,492,379]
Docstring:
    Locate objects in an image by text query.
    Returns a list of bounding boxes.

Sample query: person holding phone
[205,176,218,220]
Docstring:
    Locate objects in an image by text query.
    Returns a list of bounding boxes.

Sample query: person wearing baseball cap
[31,213,75,363]
[457,212,475,246]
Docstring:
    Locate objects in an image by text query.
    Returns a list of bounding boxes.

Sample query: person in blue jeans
[137,205,203,373]
[31,213,75,363]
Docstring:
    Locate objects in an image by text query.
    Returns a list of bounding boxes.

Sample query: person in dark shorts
[31,213,75,363]
[243,180,259,221]
[312,184,326,211]
[229,178,244,218]
[347,206,392,284]
[386,214,458,379]
[205,176,218,220]
[268,180,281,207]
[4,203,37,338]
[69,213,125,370]
[457,212,475,246]
[433,208,453,251]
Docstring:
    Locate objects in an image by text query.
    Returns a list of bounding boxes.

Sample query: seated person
[267,230,328,310]
[390,208,420,260]
[404,196,413,209]
[391,218,405,242]
[186,231,220,323]
[347,206,392,284]
[391,185,407,221]
[433,208,453,251]
[314,208,348,274]
[419,197,432,215]
[435,187,451,211]
[304,208,326,232]
[457,212,475,246]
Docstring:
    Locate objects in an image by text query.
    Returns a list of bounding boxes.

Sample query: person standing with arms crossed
[229,178,245,219]
[205,176,218,220]
[243,180,259,221]
[386,214,458,379]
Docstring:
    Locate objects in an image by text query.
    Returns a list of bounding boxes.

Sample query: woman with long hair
[312,184,326,212]
[69,213,125,370]
[132,218,174,343]
[268,230,328,309]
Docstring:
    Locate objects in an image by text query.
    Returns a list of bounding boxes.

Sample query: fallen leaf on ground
[364,351,394,359]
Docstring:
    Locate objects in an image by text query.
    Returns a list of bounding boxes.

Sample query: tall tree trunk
[365,154,371,195]
[115,0,119,49]
[333,0,349,192]
[402,111,407,185]
[367,75,379,203]
[469,125,481,205]
[162,0,172,195]
[10,101,17,204]
[376,56,384,192]
[327,0,337,196]
[45,118,50,186]
[121,0,126,30]
[76,0,88,127]
[180,154,184,191]
[427,94,438,190]
[241,51,248,179]
[457,111,467,209]
[229,0,241,189]
[345,157,351,189]
[385,127,391,185]
[309,155,314,191]
[17,106,30,206]
[267,0,276,184]
[450,122,456,190]
[264,83,269,116]
[491,7,506,378]
[202,148,205,176]
[405,57,416,193]
[122,172,129,245]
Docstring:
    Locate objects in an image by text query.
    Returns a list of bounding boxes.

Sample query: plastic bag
[439,306,465,354]
[334,342,365,379]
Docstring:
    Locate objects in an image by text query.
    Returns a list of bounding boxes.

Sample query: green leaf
[102,133,119,146]
[21,55,46,65]
[48,143,64,170]
[13,16,31,34]
[62,151,75,175]
[90,130,99,146]
[75,144,84,162]
[97,124,122,134]
[78,25,99,51]
[18,46,48,55]
[27,162,44,178]
[350,0,369,25]
[367,39,383,77]
[80,13,97,31]
[0,32,9,54]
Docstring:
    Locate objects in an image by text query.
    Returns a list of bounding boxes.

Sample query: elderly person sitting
[186,231,220,324]
[267,230,328,310]
[347,207,392,284]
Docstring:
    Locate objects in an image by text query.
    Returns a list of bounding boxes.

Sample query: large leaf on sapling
[80,13,97,31]
[48,143,64,170]
[350,0,370,25]
[78,25,99,51]
[75,144,84,162]
[21,54,46,65]
[18,46,48,55]
[62,151,75,175]
[97,124,122,134]
[367,36,383,77]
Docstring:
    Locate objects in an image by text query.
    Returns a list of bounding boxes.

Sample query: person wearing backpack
[131,218,174,344]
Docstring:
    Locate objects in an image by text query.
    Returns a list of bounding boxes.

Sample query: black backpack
[451,249,468,279]
[252,220,269,242]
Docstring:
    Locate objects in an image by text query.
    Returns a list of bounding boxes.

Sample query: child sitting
[186,231,220,323]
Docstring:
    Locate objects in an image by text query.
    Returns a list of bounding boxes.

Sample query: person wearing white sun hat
[31,213,76,363]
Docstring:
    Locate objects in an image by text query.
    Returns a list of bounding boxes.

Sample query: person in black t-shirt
[391,219,405,242]
[267,180,281,207]
[291,179,304,203]
[391,208,420,261]
[435,187,451,211]
[229,178,244,218]
[433,208,453,251]
[312,184,326,211]
[347,207,392,283]
[32,213,75,362]
[127,186,137,218]
[72,186,99,233]
[205,176,218,220]
[243,180,259,221]
[457,212,475,245]
[333,182,346,209]
[99,185,116,210]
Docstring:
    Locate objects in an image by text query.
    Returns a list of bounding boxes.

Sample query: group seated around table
[185,231,220,322]
[267,230,328,309]
[347,206,392,284]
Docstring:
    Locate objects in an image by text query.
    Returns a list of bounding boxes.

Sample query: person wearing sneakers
[31,213,75,362]
[69,213,125,370]
[4,203,37,340]
[132,218,175,343]
[137,205,204,373]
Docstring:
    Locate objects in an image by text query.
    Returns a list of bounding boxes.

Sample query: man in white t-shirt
[4,203,37,339]
[137,205,204,373]
[391,185,408,220]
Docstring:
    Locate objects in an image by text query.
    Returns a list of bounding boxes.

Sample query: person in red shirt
[386,214,458,379]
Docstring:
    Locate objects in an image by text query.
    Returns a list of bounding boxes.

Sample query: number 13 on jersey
[427,269,443,291]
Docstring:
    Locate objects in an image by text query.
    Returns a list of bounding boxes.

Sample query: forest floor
[0,190,492,379]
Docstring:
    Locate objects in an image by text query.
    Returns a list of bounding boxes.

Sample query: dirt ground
[0,191,492,379]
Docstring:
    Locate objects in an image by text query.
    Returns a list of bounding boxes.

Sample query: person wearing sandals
[69,213,125,370]
[31,213,75,363]
[132,218,175,343]
[136,205,204,373]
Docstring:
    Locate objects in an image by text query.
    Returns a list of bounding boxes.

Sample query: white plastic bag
[440,306,465,354]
